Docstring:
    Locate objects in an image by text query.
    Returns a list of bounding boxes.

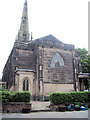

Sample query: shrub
[2,91,31,103]
[11,91,31,102]
[2,91,11,103]
[50,92,90,105]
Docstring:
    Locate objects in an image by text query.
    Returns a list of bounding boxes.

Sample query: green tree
[76,48,90,73]
[76,48,90,90]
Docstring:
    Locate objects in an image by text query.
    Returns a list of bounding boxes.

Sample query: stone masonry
[2,0,82,100]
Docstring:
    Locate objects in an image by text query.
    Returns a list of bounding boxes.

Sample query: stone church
[2,0,82,100]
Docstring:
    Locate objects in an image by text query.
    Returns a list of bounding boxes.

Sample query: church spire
[16,0,29,42]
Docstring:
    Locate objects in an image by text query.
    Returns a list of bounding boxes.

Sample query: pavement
[2,110,88,118]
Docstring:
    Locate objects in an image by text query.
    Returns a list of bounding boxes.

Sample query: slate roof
[14,34,75,50]
[33,34,74,50]
[34,34,63,45]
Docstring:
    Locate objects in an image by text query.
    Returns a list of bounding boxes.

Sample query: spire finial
[25,0,27,4]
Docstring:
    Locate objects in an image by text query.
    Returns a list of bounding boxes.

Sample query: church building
[2,0,82,100]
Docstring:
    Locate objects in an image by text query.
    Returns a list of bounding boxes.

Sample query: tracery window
[51,52,64,68]
[23,77,29,91]
[51,52,65,82]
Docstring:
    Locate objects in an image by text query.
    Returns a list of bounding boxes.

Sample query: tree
[76,48,90,73]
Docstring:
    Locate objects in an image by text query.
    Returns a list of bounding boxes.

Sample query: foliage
[2,91,31,103]
[73,102,85,107]
[50,92,90,105]
[76,48,90,90]
[0,85,7,91]
[76,48,90,73]
[2,90,10,102]
[9,91,31,102]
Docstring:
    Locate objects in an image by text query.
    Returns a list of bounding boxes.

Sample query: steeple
[16,0,29,42]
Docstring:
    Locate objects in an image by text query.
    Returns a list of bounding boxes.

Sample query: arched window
[51,52,64,68]
[51,52,65,82]
[26,80,28,91]
[23,77,29,91]
[23,80,25,91]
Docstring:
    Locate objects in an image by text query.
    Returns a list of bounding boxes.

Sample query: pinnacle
[15,0,29,42]
[25,0,27,4]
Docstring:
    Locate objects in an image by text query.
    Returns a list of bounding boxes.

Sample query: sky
[0,0,89,79]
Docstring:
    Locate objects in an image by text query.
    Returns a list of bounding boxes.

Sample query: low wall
[2,102,31,113]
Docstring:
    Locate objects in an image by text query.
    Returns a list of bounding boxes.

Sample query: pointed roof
[16,0,29,43]
[34,34,63,46]
[35,34,63,44]
[33,34,74,50]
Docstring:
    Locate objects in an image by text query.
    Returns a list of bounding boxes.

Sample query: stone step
[31,101,50,111]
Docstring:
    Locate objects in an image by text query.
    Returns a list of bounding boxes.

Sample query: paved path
[31,101,50,110]
[2,110,88,118]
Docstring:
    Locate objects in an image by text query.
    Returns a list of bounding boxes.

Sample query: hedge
[2,91,31,102]
[50,92,90,105]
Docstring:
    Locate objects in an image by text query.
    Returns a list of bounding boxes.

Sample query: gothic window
[23,80,25,91]
[27,80,28,91]
[51,52,65,82]
[51,52,64,68]
[23,77,29,91]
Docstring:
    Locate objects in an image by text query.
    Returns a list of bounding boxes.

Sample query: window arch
[23,77,29,91]
[51,52,64,68]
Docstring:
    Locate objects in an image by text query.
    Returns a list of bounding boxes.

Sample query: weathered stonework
[44,84,74,96]
[2,102,31,113]
[2,0,82,101]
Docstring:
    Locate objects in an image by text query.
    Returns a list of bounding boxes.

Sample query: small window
[23,79,29,91]
[27,80,28,91]
[23,80,25,91]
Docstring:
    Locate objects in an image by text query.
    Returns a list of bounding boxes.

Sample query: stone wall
[44,83,74,96]
[15,71,34,95]
[2,102,31,113]
[37,46,75,99]
[38,47,74,83]
[16,49,34,69]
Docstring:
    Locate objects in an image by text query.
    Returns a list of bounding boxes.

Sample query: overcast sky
[0,0,88,79]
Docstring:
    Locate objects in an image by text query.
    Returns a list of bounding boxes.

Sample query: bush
[2,91,11,102]
[2,91,31,103]
[11,91,31,102]
[50,92,90,105]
